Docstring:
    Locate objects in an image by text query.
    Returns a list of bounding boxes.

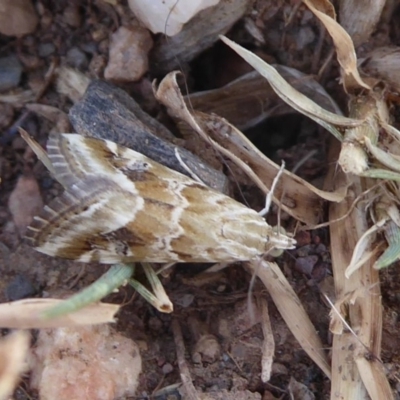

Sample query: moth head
[266,226,296,257]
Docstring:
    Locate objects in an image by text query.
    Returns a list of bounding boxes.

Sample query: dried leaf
[248,260,331,379]
[303,0,370,90]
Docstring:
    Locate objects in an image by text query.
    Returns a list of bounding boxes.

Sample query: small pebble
[161,363,173,375]
[0,103,14,129]
[175,293,194,308]
[63,3,81,27]
[30,325,142,400]
[104,26,153,82]
[38,43,56,58]
[0,55,23,92]
[66,47,89,69]
[294,255,318,276]
[295,26,316,50]
[0,0,38,36]
[5,275,36,301]
[193,334,221,364]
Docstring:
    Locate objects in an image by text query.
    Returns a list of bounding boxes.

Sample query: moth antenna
[258,161,286,217]
[292,149,318,175]
[174,147,204,184]
[156,262,176,277]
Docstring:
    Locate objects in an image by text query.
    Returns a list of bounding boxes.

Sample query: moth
[25,133,296,264]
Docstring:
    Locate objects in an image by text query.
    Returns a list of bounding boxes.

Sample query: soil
[1,1,400,399]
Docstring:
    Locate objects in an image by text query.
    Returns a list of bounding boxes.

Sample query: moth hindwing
[25,133,296,263]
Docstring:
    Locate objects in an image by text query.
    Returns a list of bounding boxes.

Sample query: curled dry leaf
[303,0,370,90]
[219,37,400,182]
[186,67,343,132]
[0,331,30,400]
[155,71,348,226]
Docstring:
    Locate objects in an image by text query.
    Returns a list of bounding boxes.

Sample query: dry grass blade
[220,35,363,140]
[259,298,274,383]
[0,331,30,400]
[185,68,343,131]
[246,260,331,379]
[0,299,119,328]
[19,128,56,179]
[326,139,392,399]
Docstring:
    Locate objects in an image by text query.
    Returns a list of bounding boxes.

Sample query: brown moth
[25,133,296,264]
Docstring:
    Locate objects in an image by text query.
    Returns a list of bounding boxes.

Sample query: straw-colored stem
[326,139,392,400]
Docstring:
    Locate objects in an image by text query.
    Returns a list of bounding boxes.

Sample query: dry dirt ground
[1,1,400,399]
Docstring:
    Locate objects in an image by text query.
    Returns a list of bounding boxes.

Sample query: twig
[171,318,200,400]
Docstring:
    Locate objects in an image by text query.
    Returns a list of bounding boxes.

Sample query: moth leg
[203,262,230,273]
[156,262,177,277]
[258,161,286,217]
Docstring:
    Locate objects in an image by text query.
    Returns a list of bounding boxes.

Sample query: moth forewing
[25,133,296,264]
